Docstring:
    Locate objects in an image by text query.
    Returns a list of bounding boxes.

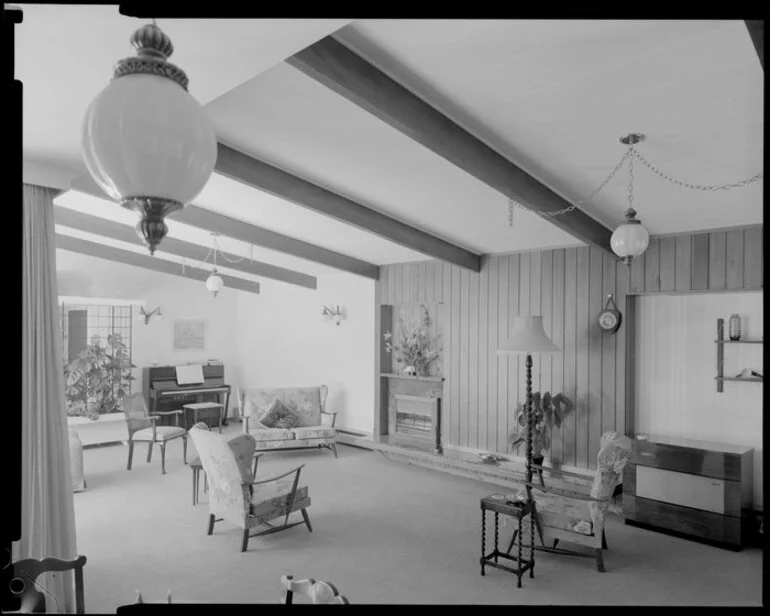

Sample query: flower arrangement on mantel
[384,308,441,377]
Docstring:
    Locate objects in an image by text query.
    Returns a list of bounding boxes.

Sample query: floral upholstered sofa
[239,385,339,457]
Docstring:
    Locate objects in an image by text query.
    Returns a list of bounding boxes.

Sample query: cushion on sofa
[249,428,295,442]
[254,440,299,450]
[240,387,323,428]
[259,398,301,430]
[292,426,338,440]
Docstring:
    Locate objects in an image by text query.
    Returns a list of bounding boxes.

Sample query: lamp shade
[610,208,649,265]
[498,316,560,354]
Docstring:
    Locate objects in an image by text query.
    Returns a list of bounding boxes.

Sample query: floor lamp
[498,316,560,494]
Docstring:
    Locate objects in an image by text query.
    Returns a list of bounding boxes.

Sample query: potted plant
[64,333,136,420]
[508,391,574,466]
[383,307,441,377]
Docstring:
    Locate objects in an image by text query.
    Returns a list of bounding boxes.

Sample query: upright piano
[143,363,231,430]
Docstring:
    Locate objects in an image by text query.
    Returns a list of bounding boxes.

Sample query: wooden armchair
[507,431,632,572]
[121,393,187,474]
[8,555,86,613]
[281,575,349,604]
[188,425,312,552]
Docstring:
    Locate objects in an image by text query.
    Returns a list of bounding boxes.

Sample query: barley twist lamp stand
[479,316,560,587]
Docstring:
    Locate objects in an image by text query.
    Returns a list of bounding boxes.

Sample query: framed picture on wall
[172,320,206,351]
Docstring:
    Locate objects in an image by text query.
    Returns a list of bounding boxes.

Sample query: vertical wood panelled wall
[377,226,762,471]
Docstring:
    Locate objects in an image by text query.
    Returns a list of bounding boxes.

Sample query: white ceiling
[207,62,579,255]
[19,9,763,284]
[54,190,354,277]
[335,19,763,233]
[17,5,349,170]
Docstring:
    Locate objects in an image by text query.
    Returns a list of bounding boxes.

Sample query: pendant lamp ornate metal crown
[81,20,218,255]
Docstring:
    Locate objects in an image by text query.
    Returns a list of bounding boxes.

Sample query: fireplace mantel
[380,373,445,383]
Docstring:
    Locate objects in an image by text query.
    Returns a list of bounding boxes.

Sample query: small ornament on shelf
[728,313,742,341]
[735,368,763,380]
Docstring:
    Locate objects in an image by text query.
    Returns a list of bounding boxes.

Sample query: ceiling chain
[506,142,763,228]
[630,148,763,192]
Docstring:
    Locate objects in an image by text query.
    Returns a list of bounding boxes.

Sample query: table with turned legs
[480,494,535,588]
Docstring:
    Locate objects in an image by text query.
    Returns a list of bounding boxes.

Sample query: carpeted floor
[73,424,762,609]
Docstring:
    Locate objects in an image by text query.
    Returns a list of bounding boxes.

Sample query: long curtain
[16,183,78,612]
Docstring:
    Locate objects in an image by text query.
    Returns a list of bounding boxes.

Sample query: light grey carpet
[73,425,762,609]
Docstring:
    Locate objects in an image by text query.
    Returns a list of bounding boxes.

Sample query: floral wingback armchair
[189,424,312,552]
[516,430,632,572]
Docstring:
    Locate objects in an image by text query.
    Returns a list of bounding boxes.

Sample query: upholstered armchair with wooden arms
[188,425,312,553]
[507,431,632,572]
[121,393,187,474]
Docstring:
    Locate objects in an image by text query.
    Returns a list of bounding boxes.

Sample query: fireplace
[394,394,441,454]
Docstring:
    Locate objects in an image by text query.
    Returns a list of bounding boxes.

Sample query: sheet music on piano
[175,364,205,386]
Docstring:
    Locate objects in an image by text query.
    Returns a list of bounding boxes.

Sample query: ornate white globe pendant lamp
[81,20,218,255]
[610,133,650,266]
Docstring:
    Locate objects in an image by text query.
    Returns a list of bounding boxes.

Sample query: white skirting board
[336,429,375,450]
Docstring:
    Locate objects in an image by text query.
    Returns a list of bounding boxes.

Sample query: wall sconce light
[138,306,163,324]
[322,305,344,326]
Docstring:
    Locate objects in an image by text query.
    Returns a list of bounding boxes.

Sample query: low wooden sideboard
[623,435,753,550]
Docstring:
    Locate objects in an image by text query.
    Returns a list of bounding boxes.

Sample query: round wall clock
[598,294,622,334]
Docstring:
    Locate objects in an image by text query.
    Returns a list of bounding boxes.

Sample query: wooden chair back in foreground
[8,555,87,613]
[281,575,349,604]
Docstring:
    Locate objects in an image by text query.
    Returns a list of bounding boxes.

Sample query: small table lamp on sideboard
[498,316,561,491]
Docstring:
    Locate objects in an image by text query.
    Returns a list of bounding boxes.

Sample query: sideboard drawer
[631,439,742,481]
[636,466,725,514]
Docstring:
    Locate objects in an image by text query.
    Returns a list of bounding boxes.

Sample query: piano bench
[183,403,225,433]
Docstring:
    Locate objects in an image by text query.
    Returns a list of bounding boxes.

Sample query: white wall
[57,250,376,434]
[56,250,241,396]
[235,273,376,434]
[635,291,763,510]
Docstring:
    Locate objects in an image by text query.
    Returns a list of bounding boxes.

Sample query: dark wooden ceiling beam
[55,234,261,295]
[54,207,317,290]
[69,175,379,279]
[286,36,615,257]
[175,204,379,279]
[215,143,481,272]
[745,20,764,70]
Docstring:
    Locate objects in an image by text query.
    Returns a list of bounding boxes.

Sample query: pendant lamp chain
[507,137,762,228]
[626,145,635,212]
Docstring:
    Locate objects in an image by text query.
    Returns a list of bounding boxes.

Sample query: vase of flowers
[383,306,441,377]
[508,391,574,460]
